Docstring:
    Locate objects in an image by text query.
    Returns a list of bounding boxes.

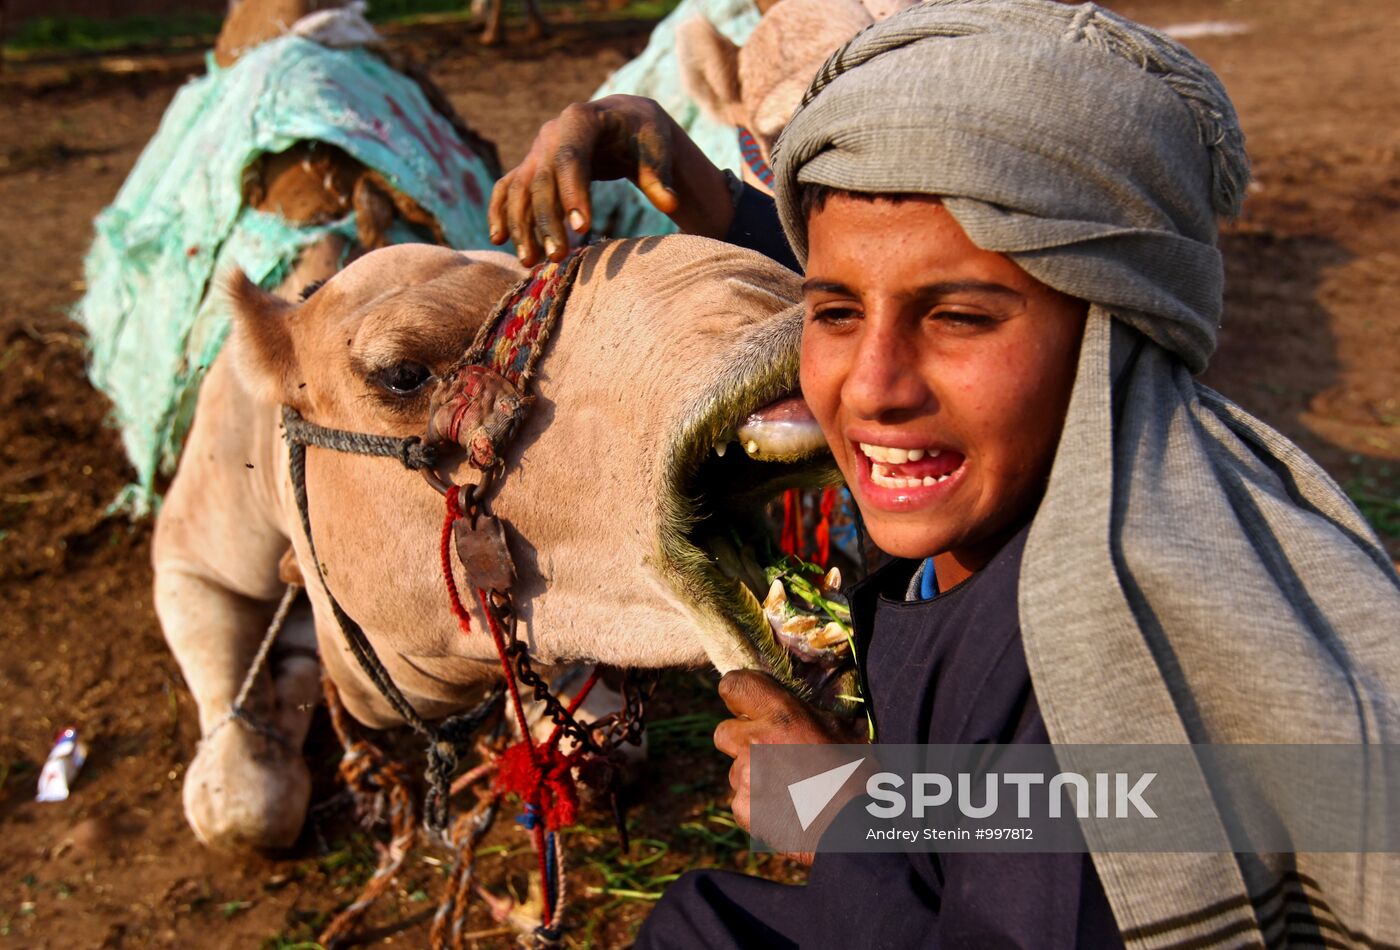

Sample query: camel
[154,237,850,850]
[677,0,913,191]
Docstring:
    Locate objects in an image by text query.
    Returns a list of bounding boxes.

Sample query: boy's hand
[714,669,854,862]
[488,95,734,266]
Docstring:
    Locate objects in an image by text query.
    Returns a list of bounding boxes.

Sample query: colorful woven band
[737,126,776,189]
[463,248,586,388]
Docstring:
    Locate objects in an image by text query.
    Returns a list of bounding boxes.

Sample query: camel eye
[372,361,433,397]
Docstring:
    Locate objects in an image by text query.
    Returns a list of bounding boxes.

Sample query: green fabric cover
[75,36,495,513]
[586,0,760,238]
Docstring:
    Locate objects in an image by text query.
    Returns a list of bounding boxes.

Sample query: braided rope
[318,676,420,950]
[429,793,500,950]
[283,406,439,470]
[199,582,301,750]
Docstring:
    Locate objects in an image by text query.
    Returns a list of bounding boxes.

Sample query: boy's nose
[842,317,930,421]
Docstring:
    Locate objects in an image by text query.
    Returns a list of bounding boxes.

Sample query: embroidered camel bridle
[280,246,653,943]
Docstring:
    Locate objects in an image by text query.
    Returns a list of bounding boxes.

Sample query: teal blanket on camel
[75,35,496,513]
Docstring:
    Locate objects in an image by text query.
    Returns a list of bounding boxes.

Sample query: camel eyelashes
[368,360,435,397]
[298,279,326,301]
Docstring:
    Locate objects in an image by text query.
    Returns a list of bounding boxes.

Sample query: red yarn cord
[815,487,837,568]
[440,487,532,744]
[440,487,472,636]
[440,489,592,929]
[780,488,802,558]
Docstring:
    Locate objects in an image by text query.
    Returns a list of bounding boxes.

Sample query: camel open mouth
[657,315,860,713]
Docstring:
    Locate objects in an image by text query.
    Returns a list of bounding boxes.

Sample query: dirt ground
[0,1,1396,947]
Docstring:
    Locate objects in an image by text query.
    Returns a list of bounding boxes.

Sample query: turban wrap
[771,1,1400,945]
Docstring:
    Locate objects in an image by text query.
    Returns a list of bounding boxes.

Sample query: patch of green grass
[1346,465,1400,544]
[676,804,747,861]
[647,712,723,753]
[5,13,222,54]
[221,899,253,919]
[262,940,325,950]
[3,0,682,56]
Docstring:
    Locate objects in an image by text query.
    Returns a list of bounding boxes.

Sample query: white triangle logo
[787,757,866,831]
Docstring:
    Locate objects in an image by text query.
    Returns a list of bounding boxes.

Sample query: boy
[492,1,1400,946]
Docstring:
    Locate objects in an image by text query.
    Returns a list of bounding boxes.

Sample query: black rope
[283,406,439,471]
[284,409,500,834]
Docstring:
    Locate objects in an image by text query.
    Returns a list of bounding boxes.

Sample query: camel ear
[678,16,743,126]
[226,271,303,408]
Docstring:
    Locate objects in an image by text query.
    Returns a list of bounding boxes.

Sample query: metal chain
[482,591,656,758]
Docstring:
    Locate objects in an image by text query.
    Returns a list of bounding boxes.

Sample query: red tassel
[494,741,580,831]
[780,489,802,557]
[815,488,836,567]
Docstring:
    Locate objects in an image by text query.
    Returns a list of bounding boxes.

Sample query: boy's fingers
[718,669,793,720]
[529,165,569,261]
[487,173,513,245]
[713,716,749,758]
[505,173,539,265]
[728,754,748,792]
[553,106,600,234]
[634,120,678,214]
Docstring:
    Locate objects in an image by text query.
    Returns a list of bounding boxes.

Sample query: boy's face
[800,194,1087,563]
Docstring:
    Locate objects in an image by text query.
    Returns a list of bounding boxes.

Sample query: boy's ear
[226,271,305,409]
[678,16,743,126]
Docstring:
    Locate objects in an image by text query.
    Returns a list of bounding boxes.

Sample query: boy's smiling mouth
[852,439,968,509]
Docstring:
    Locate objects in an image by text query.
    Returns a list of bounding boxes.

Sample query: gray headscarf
[772,1,1400,945]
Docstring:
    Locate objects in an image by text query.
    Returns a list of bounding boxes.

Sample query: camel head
[228,238,852,719]
[679,0,912,192]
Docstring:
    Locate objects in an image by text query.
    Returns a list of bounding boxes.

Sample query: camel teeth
[764,578,786,611]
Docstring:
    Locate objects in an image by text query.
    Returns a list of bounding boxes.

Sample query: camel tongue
[731,395,827,461]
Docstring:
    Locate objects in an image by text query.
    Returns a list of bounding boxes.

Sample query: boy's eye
[930,309,996,329]
[809,304,862,325]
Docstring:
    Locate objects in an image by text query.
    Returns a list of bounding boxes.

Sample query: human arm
[488,95,735,265]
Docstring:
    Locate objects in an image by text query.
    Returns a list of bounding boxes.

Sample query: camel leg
[154,567,319,850]
[154,236,345,850]
[480,0,505,47]
[524,0,549,41]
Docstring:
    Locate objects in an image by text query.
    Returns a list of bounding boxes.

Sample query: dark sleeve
[721,183,801,273]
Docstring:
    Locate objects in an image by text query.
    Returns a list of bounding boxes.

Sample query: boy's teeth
[859,442,941,464]
[870,461,955,490]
